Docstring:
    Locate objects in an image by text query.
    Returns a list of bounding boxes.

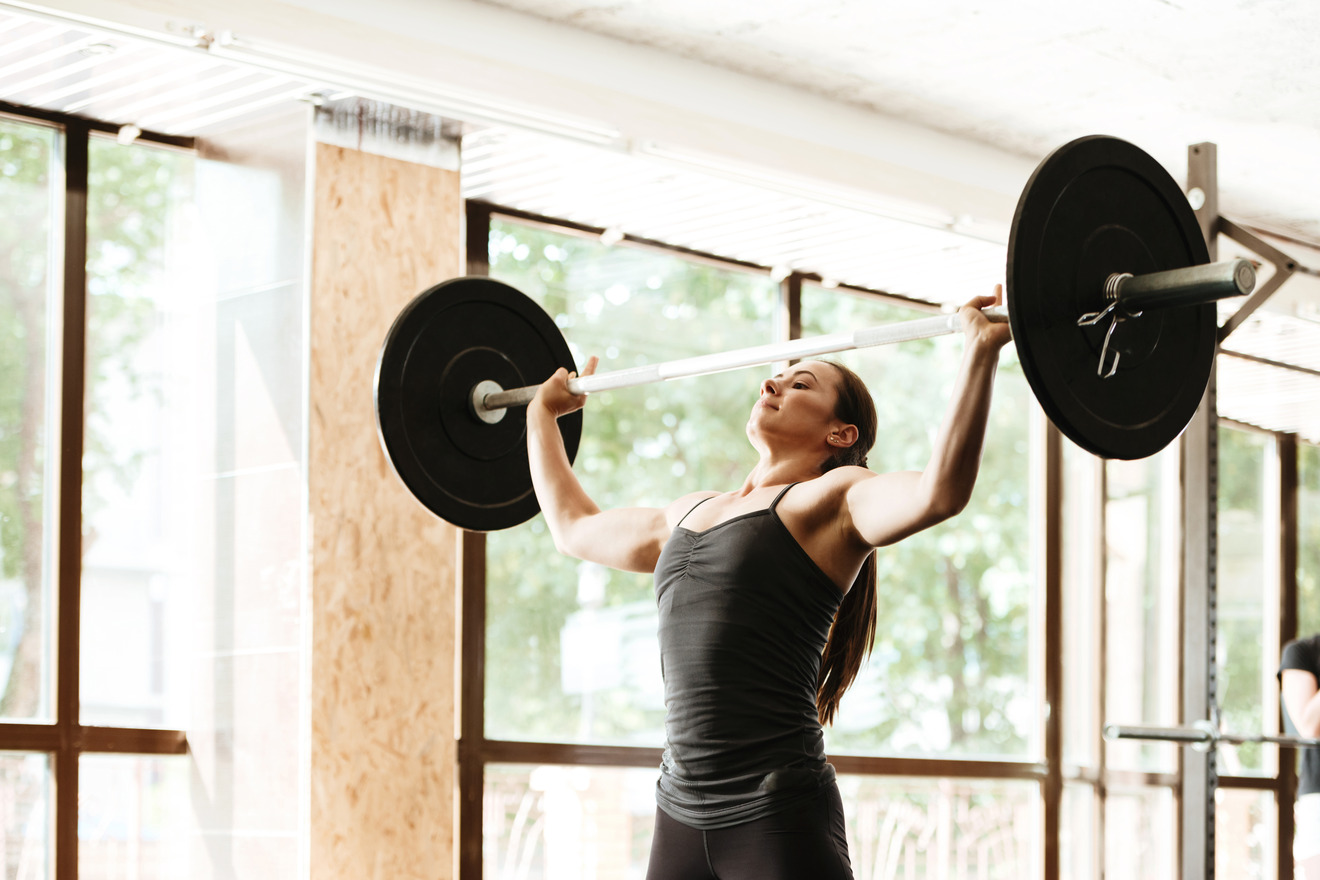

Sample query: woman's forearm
[917,340,1000,518]
[526,404,601,555]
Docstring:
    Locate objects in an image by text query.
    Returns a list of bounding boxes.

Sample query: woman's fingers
[960,284,1011,348]
[534,356,601,417]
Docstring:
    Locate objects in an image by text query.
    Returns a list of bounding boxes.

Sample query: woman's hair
[815,359,879,726]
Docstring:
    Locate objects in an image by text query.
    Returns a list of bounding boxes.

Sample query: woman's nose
[761,377,778,395]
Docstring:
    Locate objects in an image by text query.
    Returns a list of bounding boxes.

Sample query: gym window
[463,202,1045,878]
[1,102,309,880]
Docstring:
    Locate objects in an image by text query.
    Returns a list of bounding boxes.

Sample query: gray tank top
[653,483,844,829]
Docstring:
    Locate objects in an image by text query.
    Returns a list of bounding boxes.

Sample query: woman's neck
[737,453,825,496]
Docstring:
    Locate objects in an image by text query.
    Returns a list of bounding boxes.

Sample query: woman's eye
[793,382,808,389]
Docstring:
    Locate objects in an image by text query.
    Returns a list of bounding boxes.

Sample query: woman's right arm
[526,359,670,573]
[1281,668,1320,738]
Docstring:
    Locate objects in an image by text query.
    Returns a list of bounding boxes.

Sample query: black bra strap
[768,482,799,512]
[675,495,716,529]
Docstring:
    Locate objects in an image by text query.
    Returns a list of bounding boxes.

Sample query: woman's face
[747,360,844,446]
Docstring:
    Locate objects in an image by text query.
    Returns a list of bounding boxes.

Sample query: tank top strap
[675,494,717,529]
[768,481,800,512]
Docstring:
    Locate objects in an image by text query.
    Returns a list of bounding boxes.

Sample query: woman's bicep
[844,470,948,547]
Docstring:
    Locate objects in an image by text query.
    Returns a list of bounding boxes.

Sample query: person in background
[1280,633,1320,879]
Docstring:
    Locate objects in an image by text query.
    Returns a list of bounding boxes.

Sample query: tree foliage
[0,123,186,716]
[1300,443,1320,638]
[801,289,1032,756]
[485,222,773,743]
[0,120,56,718]
[1216,426,1269,772]
[483,219,1034,758]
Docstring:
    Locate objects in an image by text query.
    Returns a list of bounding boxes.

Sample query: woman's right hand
[530,355,599,418]
[524,353,668,573]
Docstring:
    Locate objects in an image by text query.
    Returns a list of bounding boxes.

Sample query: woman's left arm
[845,285,1013,547]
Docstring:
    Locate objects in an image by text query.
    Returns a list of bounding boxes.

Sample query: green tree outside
[485,220,774,744]
[0,121,189,719]
[1299,443,1320,638]
[1216,426,1269,773]
[483,218,1034,758]
[0,119,56,722]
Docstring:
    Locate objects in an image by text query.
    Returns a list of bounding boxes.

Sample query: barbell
[1104,722,1320,751]
[374,135,1253,531]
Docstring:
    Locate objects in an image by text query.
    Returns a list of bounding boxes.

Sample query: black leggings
[645,785,854,880]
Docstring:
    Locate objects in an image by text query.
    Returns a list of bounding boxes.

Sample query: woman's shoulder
[778,467,875,513]
[803,465,880,495]
[1283,634,1320,669]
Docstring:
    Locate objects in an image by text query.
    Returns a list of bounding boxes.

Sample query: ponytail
[816,553,877,725]
[813,359,880,726]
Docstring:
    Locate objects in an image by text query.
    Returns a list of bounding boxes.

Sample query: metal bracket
[1217,217,1300,341]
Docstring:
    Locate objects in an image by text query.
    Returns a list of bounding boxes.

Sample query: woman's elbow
[926,489,972,524]
[546,523,587,560]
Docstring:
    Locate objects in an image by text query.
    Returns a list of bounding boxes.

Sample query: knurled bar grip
[477,305,1010,415]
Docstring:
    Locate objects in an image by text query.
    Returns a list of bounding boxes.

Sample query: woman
[527,286,1011,879]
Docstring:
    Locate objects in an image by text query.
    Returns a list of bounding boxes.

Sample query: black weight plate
[1007,135,1213,460]
[374,277,581,530]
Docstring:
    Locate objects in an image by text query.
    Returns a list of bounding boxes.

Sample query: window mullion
[1042,422,1063,880]
[1278,433,1298,880]
[54,118,88,880]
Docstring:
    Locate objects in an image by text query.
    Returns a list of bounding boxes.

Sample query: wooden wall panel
[309,143,461,880]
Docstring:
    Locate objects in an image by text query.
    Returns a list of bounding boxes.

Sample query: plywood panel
[309,143,461,880]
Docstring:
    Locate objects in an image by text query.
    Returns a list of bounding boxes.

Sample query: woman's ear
[833,424,859,448]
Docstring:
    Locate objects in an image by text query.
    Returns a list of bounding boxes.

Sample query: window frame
[0,101,192,880]
[1211,421,1299,880]
[457,199,1066,879]
[456,203,1316,880]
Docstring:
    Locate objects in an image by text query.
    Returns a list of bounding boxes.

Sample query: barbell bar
[1104,722,1320,751]
[473,306,1009,422]
[374,134,1253,530]
[473,258,1254,422]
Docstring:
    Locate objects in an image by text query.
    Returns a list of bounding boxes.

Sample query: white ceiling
[468,0,1320,243]
[9,0,1317,244]
[455,0,1320,324]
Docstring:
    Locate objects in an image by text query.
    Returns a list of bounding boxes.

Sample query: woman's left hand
[959,284,1013,351]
